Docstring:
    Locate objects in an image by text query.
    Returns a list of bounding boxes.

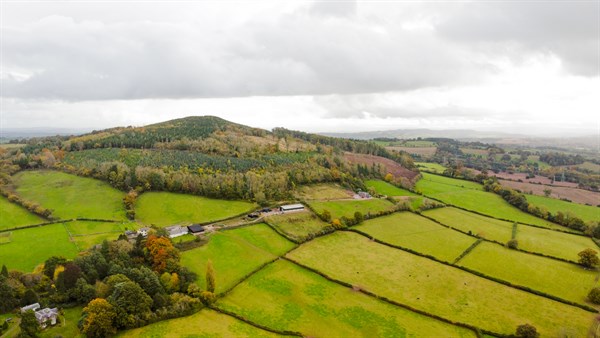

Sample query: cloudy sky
[1,0,599,136]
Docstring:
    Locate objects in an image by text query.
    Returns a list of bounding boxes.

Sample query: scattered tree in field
[578,248,599,268]
[321,210,332,222]
[589,287,600,304]
[506,239,519,249]
[331,218,344,229]
[206,260,216,293]
[81,298,117,338]
[384,173,394,182]
[19,310,39,338]
[354,211,364,224]
[543,188,552,197]
[1,265,8,278]
[515,323,539,338]
[199,290,216,305]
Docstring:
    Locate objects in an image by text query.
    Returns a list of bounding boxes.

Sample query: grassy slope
[423,207,513,243]
[294,183,353,200]
[181,224,294,293]
[218,260,476,338]
[0,223,78,272]
[416,173,565,230]
[288,232,594,336]
[526,194,600,223]
[459,242,599,304]
[0,196,44,230]
[356,212,476,263]
[415,162,446,173]
[365,180,419,196]
[307,199,395,220]
[118,309,281,338]
[135,192,255,227]
[14,170,127,220]
[265,211,331,242]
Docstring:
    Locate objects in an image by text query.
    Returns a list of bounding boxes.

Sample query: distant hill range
[1,127,90,139]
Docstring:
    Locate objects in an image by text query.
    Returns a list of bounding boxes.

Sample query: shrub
[578,248,599,268]
[506,239,519,249]
[515,323,539,338]
[199,291,215,305]
[588,287,600,304]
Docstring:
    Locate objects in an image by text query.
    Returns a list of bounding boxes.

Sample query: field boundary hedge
[453,239,483,264]
[283,256,498,338]
[346,229,598,313]
[418,213,581,266]
[0,218,123,234]
[210,306,303,336]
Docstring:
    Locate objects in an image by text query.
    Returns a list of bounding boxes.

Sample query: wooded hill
[1,116,417,205]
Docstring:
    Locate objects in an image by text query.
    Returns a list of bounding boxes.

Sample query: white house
[21,303,59,328]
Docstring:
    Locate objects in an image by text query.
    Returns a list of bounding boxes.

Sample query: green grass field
[356,212,477,262]
[415,162,446,173]
[14,170,127,220]
[135,192,256,227]
[0,196,45,230]
[265,211,332,242]
[416,173,566,230]
[459,242,599,304]
[118,308,280,338]
[423,207,513,243]
[288,232,594,336]
[525,194,599,223]
[218,260,476,338]
[181,224,294,293]
[0,223,79,272]
[294,183,353,200]
[64,220,126,235]
[516,224,597,261]
[72,232,123,251]
[365,180,419,197]
[307,198,396,220]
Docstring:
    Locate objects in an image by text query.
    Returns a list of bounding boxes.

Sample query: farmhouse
[187,224,205,234]
[279,204,305,212]
[138,227,151,237]
[165,225,188,238]
[20,303,59,328]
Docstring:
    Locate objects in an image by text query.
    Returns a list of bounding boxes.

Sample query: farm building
[165,225,189,238]
[138,227,151,237]
[279,204,305,212]
[21,303,59,328]
[187,224,205,234]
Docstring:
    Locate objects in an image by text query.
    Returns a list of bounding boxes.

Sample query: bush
[588,287,600,304]
[199,291,215,305]
[515,323,539,338]
[506,239,519,249]
[578,248,599,268]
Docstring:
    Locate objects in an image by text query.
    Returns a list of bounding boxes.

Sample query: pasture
[459,242,599,304]
[499,179,599,205]
[365,180,419,197]
[288,231,594,336]
[0,223,79,272]
[294,183,353,200]
[218,260,476,338]
[13,170,127,220]
[415,162,446,173]
[525,194,599,223]
[423,207,513,243]
[516,224,597,261]
[118,309,279,338]
[416,174,566,230]
[266,211,332,242]
[0,196,44,230]
[356,212,476,262]
[307,198,396,220]
[181,224,294,293]
[135,192,256,227]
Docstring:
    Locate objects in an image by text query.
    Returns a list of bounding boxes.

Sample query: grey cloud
[438,2,599,75]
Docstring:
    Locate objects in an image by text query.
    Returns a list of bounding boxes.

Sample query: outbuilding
[187,224,205,234]
[279,204,305,212]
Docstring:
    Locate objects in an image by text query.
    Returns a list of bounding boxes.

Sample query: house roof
[165,225,188,237]
[35,308,58,321]
[280,203,304,210]
[21,303,40,313]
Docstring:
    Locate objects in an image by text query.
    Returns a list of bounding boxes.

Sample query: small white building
[165,225,189,238]
[138,227,151,237]
[279,204,305,212]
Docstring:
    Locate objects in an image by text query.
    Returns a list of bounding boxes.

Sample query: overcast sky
[1,0,599,136]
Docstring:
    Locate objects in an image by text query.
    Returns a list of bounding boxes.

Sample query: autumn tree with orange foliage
[145,235,180,273]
